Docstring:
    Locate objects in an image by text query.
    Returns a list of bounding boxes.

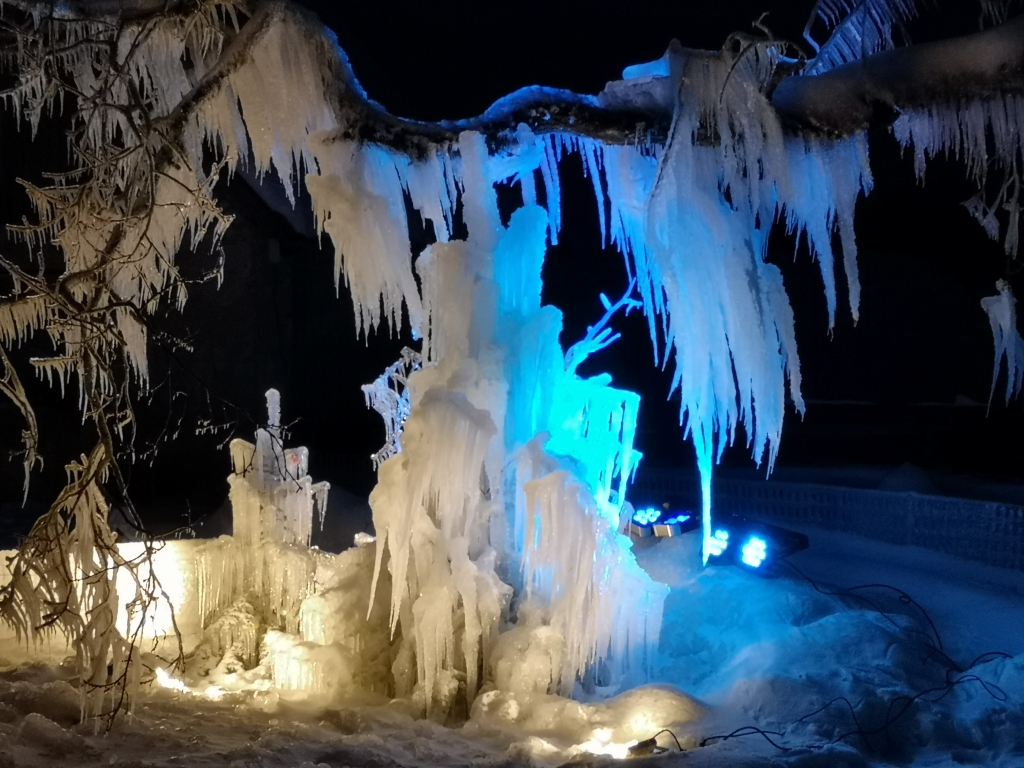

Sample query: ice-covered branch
[2,0,184,19]
[362,347,421,469]
[564,280,642,378]
[257,6,1024,155]
[773,15,1024,134]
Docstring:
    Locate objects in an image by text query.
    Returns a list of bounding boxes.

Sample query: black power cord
[627,728,684,757]
[698,556,1013,757]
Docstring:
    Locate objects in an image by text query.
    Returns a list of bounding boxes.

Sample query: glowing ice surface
[229,389,329,549]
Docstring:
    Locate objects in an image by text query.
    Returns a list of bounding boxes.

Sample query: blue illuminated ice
[360,132,663,712]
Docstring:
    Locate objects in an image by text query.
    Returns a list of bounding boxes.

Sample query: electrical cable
[697,555,1013,757]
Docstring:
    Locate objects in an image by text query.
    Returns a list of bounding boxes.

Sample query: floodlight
[703,513,809,574]
[652,512,695,537]
[628,506,661,537]
[628,499,700,538]
[740,536,768,568]
[705,529,730,558]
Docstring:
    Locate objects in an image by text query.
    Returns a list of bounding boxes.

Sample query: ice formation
[228,389,329,550]
[804,0,920,75]
[3,5,874,706]
[981,281,1024,407]
[355,133,670,712]
[894,94,1023,257]
[3,0,1022,730]
[196,391,329,634]
[362,347,421,469]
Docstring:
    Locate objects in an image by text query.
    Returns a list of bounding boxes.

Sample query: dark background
[2,0,1023,541]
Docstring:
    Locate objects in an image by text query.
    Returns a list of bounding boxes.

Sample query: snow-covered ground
[1,522,1022,768]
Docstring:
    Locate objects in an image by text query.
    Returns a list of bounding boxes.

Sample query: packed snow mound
[633,531,1024,766]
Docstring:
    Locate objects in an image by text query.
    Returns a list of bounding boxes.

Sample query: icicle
[306,137,424,337]
[0,296,48,347]
[893,96,1022,257]
[981,280,1024,408]
[805,0,921,76]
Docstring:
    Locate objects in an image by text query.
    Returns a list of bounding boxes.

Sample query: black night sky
[1,0,1023,540]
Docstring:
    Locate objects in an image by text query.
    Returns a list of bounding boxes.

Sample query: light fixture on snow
[740,536,768,569]
[629,506,661,537]
[628,499,700,538]
[705,529,730,558]
[704,513,809,574]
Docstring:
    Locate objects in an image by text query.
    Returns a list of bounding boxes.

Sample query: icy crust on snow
[4,530,1023,768]
[472,684,702,759]
[629,532,1024,767]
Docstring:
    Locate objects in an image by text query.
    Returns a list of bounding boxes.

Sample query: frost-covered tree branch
[239,7,1024,155]
[772,15,1024,134]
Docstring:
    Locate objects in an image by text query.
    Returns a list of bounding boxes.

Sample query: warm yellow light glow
[570,727,638,760]
[573,737,638,760]
[204,685,226,700]
[628,711,657,736]
[115,542,190,640]
[155,668,229,701]
[155,667,189,694]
